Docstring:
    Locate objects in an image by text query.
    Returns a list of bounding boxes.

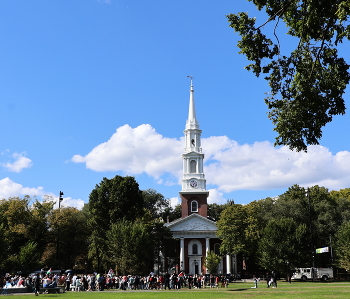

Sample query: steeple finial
[187,75,194,89]
[186,76,198,128]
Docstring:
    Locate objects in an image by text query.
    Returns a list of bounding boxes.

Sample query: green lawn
[5,281,350,299]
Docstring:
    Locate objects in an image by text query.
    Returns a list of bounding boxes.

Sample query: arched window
[191,200,198,212]
[190,160,196,173]
[188,239,202,256]
[192,244,198,255]
[214,243,220,255]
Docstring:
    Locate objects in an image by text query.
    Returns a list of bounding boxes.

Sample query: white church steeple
[181,77,207,192]
[186,76,199,130]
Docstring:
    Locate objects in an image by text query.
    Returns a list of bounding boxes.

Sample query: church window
[188,240,202,256]
[190,160,196,173]
[192,244,198,255]
[191,200,198,212]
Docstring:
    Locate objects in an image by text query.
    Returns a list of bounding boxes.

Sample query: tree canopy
[217,185,350,274]
[87,176,178,273]
[0,196,89,273]
[227,0,350,151]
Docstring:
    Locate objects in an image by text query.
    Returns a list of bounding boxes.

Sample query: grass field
[4,281,350,298]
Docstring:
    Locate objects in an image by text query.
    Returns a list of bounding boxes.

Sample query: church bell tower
[180,77,209,218]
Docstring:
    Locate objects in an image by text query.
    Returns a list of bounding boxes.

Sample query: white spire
[181,76,206,192]
[186,76,199,130]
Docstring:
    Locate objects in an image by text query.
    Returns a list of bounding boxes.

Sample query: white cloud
[72,124,183,179]
[0,177,85,210]
[0,177,44,199]
[72,124,350,195]
[54,197,85,210]
[169,196,180,208]
[2,152,32,173]
[207,188,227,205]
[204,140,350,192]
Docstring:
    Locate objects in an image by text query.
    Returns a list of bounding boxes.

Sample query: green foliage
[218,184,350,273]
[88,175,144,271]
[330,188,350,200]
[89,176,144,227]
[0,196,55,272]
[204,251,222,275]
[16,241,40,271]
[258,218,308,272]
[0,184,174,275]
[217,202,260,256]
[142,188,171,221]
[44,207,89,269]
[227,1,350,151]
[256,185,342,268]
[167,204,182,222]
[335,221,350,270]
[142,189,181,223]
[208,202,233,221]
[107,219,153,274]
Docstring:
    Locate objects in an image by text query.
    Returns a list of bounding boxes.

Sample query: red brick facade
[180,192,208,218]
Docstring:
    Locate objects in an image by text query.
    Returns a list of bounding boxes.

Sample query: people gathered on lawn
[0,271,231,292]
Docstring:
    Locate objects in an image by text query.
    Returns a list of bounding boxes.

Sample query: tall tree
[217,203,260,256]
[258,218,308,273]
[0,196,55,273]
[258,185,342,268]
[227,1,350,151]
[89,176,144,228]
[88,175,144,271]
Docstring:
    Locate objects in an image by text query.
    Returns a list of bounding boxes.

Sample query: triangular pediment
[165,213,217,232]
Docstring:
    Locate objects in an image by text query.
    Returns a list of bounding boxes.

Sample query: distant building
[165,79,236,275]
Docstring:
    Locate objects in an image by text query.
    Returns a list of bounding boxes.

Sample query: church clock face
[189,179,198,188]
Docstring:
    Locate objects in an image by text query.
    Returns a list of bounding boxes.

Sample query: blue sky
[1,0,349,209]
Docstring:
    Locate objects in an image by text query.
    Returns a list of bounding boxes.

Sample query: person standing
[34,275,41,296]
[252,275,259,288]
[188,275,193,289]
[98,274,105,291]
[265,272,271,288]
[164,271,170,290]
[271,271,277,288]
[65,274,71,291]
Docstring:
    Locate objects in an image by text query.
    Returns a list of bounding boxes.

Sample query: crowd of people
[58,271,231,291]
[0,271,232,293]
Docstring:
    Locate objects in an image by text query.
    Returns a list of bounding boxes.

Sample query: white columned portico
[226,254,231,274]
[180,238,185,271]
[205,237,210,256]
[205,237,210,273]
